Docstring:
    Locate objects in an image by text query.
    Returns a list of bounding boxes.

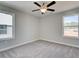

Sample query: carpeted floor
[0,40,79,58]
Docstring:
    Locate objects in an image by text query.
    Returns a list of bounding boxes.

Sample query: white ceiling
[0,1,79,18]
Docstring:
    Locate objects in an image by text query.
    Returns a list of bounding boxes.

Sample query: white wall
[40,8,79,48]
[15,11,39,42]
[0,5,40,51]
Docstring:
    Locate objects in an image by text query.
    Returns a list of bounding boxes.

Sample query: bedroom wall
[40,7,79,48]
[0,5,40,51]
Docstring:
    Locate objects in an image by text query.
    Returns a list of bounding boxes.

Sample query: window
[63,15,78,37]
[0,12,14,39]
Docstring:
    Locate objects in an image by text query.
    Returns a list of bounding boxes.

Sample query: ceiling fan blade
[47,9,55,12]
[34,2,41,7]
[32,9,40,12]
[47,1,56,7]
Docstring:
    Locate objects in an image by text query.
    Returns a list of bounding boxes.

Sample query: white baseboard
[0,40,37,52]
[1,37,79,52]
[40,37,79,49]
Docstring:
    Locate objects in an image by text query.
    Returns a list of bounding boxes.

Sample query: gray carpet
[0,40,79,58]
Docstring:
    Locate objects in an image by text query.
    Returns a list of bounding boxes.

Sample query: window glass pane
[0,30,7,34]
[0,25,7,34]
[0,25,7,29]
[64,15,78,37]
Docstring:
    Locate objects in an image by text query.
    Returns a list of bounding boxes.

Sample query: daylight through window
[63,15,78,37]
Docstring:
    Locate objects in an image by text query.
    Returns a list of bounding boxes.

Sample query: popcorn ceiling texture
[0,40,79,58]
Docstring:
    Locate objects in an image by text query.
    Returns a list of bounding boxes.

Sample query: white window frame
[0,10,15,40]
[62,14,79,39]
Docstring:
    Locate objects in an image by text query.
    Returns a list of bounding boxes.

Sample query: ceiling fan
[32,1,56,14]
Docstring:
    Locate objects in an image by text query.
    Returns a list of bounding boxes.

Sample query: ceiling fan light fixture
[32,1,56,14]
[40,8,47,13]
